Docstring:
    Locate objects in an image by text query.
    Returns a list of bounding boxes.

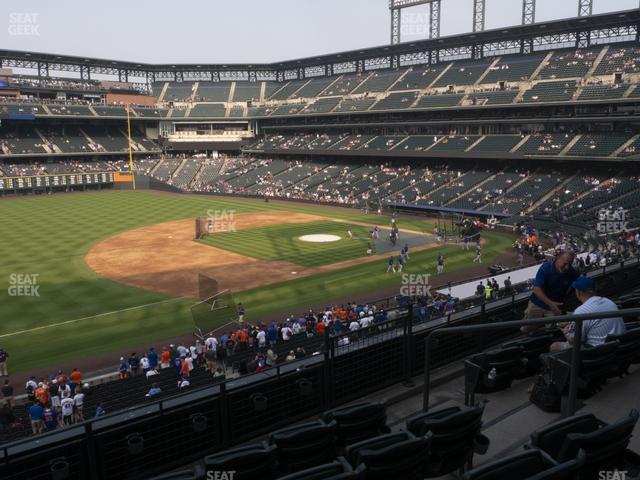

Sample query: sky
[1,0,638,65]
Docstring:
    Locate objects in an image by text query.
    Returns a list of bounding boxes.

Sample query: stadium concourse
[2,4,640,479]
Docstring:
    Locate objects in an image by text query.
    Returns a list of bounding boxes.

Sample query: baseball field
[0,190,515,374]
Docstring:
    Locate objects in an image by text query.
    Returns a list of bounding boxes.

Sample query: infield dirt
[85,211,442,297]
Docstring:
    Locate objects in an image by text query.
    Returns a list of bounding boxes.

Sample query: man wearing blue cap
[522,251,579,332]
[550,276,626,352]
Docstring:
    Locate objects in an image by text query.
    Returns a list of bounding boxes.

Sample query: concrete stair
[558,134,582,157]
[526,174,577,214]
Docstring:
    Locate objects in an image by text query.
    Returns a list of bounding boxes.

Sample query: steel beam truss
[0,9,637,85]
[430,0,441,39]
[473,0,485,32]
[578,0,593,17]
[522,0,536,25]
[390,0,435,44]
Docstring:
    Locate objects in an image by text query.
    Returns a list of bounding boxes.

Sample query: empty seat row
[465,323,640,409]
[151,401,640,480]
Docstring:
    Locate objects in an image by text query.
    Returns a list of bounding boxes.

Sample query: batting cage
[194,216,210,240]
[191,289,239,338]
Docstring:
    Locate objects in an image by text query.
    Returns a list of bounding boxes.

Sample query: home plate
[299,234,341,243]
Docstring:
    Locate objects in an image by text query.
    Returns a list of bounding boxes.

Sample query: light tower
[389,0,441,45]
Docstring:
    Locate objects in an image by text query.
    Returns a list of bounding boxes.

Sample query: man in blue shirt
[29,401,45,434]
[333,318,342,335]
[523,251,579,331]
[147,348,158,370]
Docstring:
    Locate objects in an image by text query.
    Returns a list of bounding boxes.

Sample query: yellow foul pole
[126,104,136,190]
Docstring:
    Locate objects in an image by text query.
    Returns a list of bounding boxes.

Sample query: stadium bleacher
[521,80,578,103]
[189,103,227,117]
[432,60,492,87]
[413,92,463,109]
[320,74,369,96]
[352,70,404,94]
[390,65,445,90]
[593,44,640,75]
[578,83,630,101]
[164,82,195,102]
[232,82,262,102]
[333,97,377,112]
[482,54,546,83]
[566,133,631,157]
[370,91,418,110]
[290,77,337,99]
[538,48,600,79]
[464,89,518,106]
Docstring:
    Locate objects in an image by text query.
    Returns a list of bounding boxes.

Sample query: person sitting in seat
[551,276,626,352]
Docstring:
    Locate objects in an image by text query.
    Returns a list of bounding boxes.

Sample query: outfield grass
[0,191,513,373]
[199,221,376,266]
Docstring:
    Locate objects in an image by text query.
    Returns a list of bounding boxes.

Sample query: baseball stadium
[1,1,640,479]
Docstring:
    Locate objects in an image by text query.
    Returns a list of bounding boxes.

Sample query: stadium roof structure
[0,9,638,85]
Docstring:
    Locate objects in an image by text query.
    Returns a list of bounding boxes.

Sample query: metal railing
[423,307,640,416]
[0,260,637,480]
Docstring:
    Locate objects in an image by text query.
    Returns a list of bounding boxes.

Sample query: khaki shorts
[521,301,556,332]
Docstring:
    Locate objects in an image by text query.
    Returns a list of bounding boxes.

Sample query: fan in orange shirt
[69,368,82,385]
[160,348,171,368]
[35,383,49,405]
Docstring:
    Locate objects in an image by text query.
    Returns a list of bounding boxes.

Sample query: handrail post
[403,304,415,387]
[565,318,582,417]
[84,420,101,480]
[423,333,433,412]
[219,381,230,448]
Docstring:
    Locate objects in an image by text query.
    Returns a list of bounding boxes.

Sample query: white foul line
[0,297,185,339]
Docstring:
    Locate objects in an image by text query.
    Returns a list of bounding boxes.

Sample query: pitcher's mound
[299,234,341,243]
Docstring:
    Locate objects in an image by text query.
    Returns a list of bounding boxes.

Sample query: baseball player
[347,229,353,240]
[207,217,213,233]
[437,254,444,275]
[403,243,410,260]
[386,256,396,273]
[366,243,373,255]
[397,254,404,273]
[473,245,482,263]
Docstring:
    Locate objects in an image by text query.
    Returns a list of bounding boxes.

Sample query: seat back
[322,403,388,445]
[406,403,485,476]
[580,342,619,385]
[148,470,198,480]
[463,449,554,480]
[465,346,523,394]
[463,449,585,480]
[269,421,338,473]
[204,443,278,480]
[504,335,554,376]
[277,458,365,480]
[531,414,599,460]
[556,410,639,466]
[346,432,431,480]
